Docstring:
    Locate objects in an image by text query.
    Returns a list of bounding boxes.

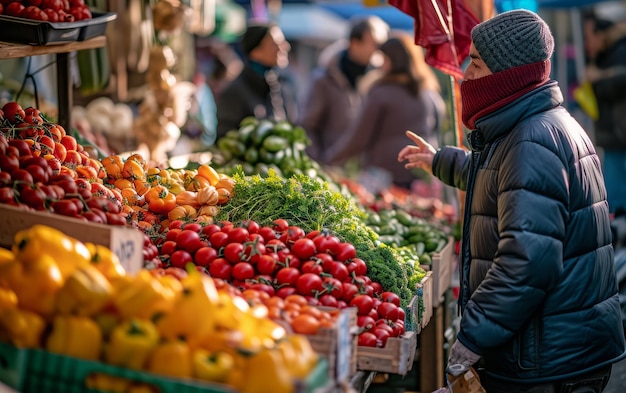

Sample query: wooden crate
[418,271,433,329]
[306,307,357,384]
[356,331,418,376]
[0,203,144,274]
[405,271,433,333]
[423,237,455,308]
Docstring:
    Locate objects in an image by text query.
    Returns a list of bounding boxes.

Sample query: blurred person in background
[298,15,389,164]
[583,10,626,215]
[399,9,625,392]
[324,31,445,189]
[215,22,297,139]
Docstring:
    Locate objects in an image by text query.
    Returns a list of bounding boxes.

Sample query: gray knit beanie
[471,9,554,73]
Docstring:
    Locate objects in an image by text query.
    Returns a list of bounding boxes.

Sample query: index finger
[405,130,425,145]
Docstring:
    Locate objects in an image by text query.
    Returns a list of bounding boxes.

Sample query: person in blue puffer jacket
[398,9,626,393]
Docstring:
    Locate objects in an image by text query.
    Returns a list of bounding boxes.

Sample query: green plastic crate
[0,343,328,393]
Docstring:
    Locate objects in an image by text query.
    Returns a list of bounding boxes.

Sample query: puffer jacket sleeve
[432,146,470,191]
[458,133,569,354]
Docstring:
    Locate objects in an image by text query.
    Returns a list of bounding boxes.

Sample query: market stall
[0,1,459,392]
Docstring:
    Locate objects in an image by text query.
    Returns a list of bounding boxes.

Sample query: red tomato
[25,165,48,184]
[258,226,277,243]
[170,250,193,269]
[0,188,16,204]
[256,254,278,275]
[165,228,181,242]
[19,185,46,210]
[176,230,202,254]
[321,276,343,298]
[228,227,250,244]
[313,233,341,255]
[326,261,349,282]
[380,291,401,307]
[296,273,323,297]
[357,332,378,347]
[182,223,202,233]
[208,258,232,280]
[2,102,24,123]
[341,282,359,303]
[318,294,338,308]
[242,220,260,234]
[50,199,79,217]
[0,172,12,187]
[168,220,185,230]
[232,262,255,281]
[357,315,376,332]
[350,294,374,316]
[249,283,275,297]
[9,139,31,157]
[275,267,300,287]
[372,328,391,347]
[335,242,357,262]
[275,286,297,299]
[201,223,221,237]
[377,302,400,321]
[272,218,289,233]
[290,238,316,259]
[194,247,218,267]
[209,231,229,249]
[223,242,244,263]
[301,260,323,275]
[279,225,305,245]
[0,155,20,174]
[160,241,177,256]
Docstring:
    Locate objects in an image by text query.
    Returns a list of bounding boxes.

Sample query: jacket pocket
[516,317,540,370]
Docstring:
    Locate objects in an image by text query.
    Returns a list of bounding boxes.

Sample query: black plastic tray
[0,11,117,46]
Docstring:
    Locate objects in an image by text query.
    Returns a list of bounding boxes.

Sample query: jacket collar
[472,81,563,147]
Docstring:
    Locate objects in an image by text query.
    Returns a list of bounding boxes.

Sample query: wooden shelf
[0,36,106,59]
[0,36,107,132]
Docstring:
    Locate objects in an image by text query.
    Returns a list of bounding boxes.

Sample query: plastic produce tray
[0,12,116,45]
[0,343,328,393]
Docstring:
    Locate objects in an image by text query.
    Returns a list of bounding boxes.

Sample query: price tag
[109,227,143,274]
[335,310,353,382]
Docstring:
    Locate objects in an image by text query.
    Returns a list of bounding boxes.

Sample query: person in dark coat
[324,31,445,189]
[215,22,297,139]
[398,9,626,392]
[298,16,389,164]
[583,11,626,215]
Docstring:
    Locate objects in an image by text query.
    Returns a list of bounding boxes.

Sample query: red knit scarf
[460,60,552,130]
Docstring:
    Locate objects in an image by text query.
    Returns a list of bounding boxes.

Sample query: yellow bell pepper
[277,335,319,379]
[105,318,159,370]
[192,349,234,383]
[85,373,131,393]
[85,243,126,280]
[147,339,192,379]
[241,348,294,393]
[3,255,64,317]
[0,308,45,348]
[46,315,102,360]
[155,271,218,345]
[12,225,91,278]
[0,288,17,310]
[94,311,120,341]
[113,270,176,320]
[56,264,113,317]
[0,247,14,266]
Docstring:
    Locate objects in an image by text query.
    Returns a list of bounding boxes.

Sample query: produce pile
[153,217,414,348]
[0,0,93,22]
[211,117,327,181]
[0,225,320,393]
[365,208,450,266]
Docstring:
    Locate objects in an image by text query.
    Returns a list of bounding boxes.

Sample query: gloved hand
[447,340,481,377]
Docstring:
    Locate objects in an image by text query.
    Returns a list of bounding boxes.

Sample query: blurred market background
[1,0,626,390]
